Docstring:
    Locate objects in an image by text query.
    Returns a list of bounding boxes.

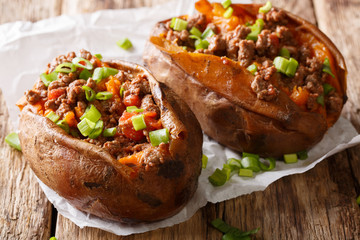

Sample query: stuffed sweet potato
[17,50,202,223]
[143,0,347,157]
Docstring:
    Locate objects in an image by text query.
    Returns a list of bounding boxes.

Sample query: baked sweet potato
[143,0,347,157]
[17,50,202,223]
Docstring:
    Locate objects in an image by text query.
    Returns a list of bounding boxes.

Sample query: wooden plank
[0,89,53,239]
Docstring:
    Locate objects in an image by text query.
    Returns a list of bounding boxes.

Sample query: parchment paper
[1,0,359,236]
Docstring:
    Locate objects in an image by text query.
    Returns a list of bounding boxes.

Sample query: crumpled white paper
[1,0,359,236]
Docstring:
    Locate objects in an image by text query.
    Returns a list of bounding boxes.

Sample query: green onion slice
[189,35,201,40]
[171,18,188,31]
[247,64,258,75]
[273,56,298,77]
[222,165,232,181]
[126,106,144,113]
[56,119,70,133]
[103,127,117,137]
[79,69,92,80]
[239,168,254,177]
[297,150,308,160]
[117,38,133,50]
[241,156,261,172]
[82,86,96,102]
[243,152,260,161]
[190,27,202,38]
[149,128,170,146]
[195,39,209,50]
[202,154,208,169]
[55,62,76,73]
[201,28,215,39]
[279,47,290,58]
[131,114,146,131]
[120,85,125,97]
[80,104,101,122]
[285,57,298,77]
[45,111,60,123]
[72,57,93,70]
[209,168,228,186]
[246,18,264,41]
[323,83,334,95]
[259,1,272,13]
[77,118,96,137]
[322,58,335,78]
[95,91,113,100]
[5,132,22,151]
[316,94,325,106]
[259,157,276,171]
[211,218,233,233]
[223,6,234,18]
[221,0,232,9]
[284,153,298,163]
[88,120,104,139]
[227,158,242,170]
[40,71,58,87]
[93,67,119,83]
[94,53,103,60]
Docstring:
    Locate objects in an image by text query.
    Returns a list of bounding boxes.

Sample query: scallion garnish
[55,62,76,73]
[208,168,228,186]
[92,67,119,83]
[221,0,232,9]
[171,18,188,31]
[95,91,113,100]
[322,58,335,78]
[103,127,117,137]
[88,120,104,139]
[77,118,96,137]
[246,18,264,41]
[40,71,58,87]
[243,152,260,160]
[223,6,234,18]
[259,157,276,171]
[94,54,103,60]
[195,39,209,50]
[211,218,260,239]
[126,106,144,113]
[45,111,60,123]
[149,128,170,146]
[79,69,92,80]
[131,114,146,131]
[316,94,325,106]
[120,85,125,97]
[297,150,308,160]
[323,83,334,95]
[5,132,21,151]
[279,47,290,58]
[227,158,242,170]
[117,38,133,50]
[284,153,298,163]
[273,56,298,77]
[56,119,70,133]
[72,57,93,70]
[285,57,299,77]
[239,168,254,177]
[247,64,258,75]
[80,104,101,122]
[82,86,96,102]
[202,154,208,169]
[190,27,202,38]
[201,28,215,39]
[241,156,261,172]
[259,1,272,13]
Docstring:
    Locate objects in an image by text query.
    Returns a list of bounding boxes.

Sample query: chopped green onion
[190,27,202,38]
[131,114,146,131]
[95,91,113,100]
[242,152,260,161]
[49,237,57,240]
[223,6,234,18]
[202,154,208,169]
[93,67,119,83]
[323,83,334,95]
[103,127,117,137]
[201,28,215,39]
[211,218,260,239]
[80,104,101,122]
[297,150,308,160]
[285,57,298,77]
[322,58,335,78]
[88,120,104,139]
[5,132,21,151]
[94,54,103,60]
[170,17,176,28]
[273,56,290,74]
[239,168,254,177]
[82,86,96,102]
[195,39,209,50]
[211,218,233,233]
[45,111,60,123]
[259,1,272,13]
[171,18,188,31]
[72,57,93,70]
[284,153,298,163]
[120,86,125,97]
[182,46,187,50]
[77,118,96,137]
[189,35,201,40]
[241,156,261,172]
[259,157,276,171]
[223,165,232,181]
[103,67,119,78]
[117,38,133,50]
[149,128,170,146]
[246,19,264,41]
[55,62,76,73]
[126,106,144,113]
[79,69,92,80]
[221,0,232,9]
[209,168,228,186]
[279,47,290,58]
[227,158,242,170]
[40,71,58,87]
[317,94,325,106]
[247,64,258,75]
[56,119,70,133]
[357,195,360,205]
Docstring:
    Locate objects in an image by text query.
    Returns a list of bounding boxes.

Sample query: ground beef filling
[25,50,168,165]
[161,9,343,112]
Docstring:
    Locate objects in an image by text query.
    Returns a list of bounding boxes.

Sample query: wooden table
[1,0,359,239]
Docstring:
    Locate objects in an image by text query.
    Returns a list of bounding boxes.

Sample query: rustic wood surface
[0,0,359,239]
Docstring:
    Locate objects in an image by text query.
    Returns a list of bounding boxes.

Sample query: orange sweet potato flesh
[143,2,347,157]
[18,60,203,223]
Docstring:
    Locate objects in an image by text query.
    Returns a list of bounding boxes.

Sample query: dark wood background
[0,0,359,239]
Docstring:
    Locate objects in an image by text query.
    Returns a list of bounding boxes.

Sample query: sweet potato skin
[143,4,347,157]
[18,60,203,223]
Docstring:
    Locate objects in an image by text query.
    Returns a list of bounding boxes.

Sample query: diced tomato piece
[123,94,141,107]
[48,88,66,100]
[144,112,162,131]
[119,111,144,141]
